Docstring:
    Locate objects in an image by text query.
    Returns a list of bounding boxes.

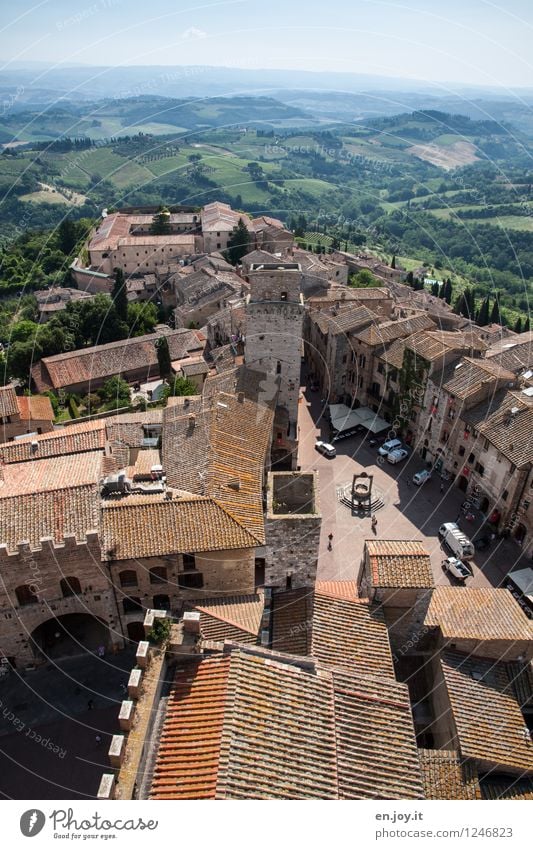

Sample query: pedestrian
[327,532,333,550]
[87,699,94,711]
[371,515,377,534]
[95,735,102,746]
[440,482,444,493]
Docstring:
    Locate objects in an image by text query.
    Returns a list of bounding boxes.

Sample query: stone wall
[264,471,321,589]
[0,534,122,667]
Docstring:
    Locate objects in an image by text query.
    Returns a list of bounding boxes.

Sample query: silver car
[315,439,336,458]
[442,556,473,582]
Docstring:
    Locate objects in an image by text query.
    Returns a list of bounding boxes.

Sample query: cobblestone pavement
[297,379,528,588]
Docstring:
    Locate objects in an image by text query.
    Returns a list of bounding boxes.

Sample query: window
[502,489,508,501]
[178,572,204,589]
[342,355,347,364]
[276,361,281,374]
[475,462,485,476]
[60,577,81,597]
[123,597,143,614]
[377,362,384,375]
[15,585,38,607]
[149,567,167,584]
[119,570,137,588]
[468,453,475,464]
[153,594,170,610]
[483,438,490,451]
[458,445,465,457]
[182,553,196,571]
[280,291,287,301]
[359,354,366,368]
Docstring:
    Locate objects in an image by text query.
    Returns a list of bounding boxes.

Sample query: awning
[329,403,389,435]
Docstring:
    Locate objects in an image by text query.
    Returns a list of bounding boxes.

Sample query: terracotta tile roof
[356,313,435,347]
[149,645,423,800]
[438,357,515,401]
[418,750,481,800]
[162,392,274,542]
[105,409,163,448]
[194,594,263,644]
[481,777,533,800]
[100,493,258,560]
[0,485,99,552]
[126,447,161,478]
[467,389,533,468]
[311,592,395,678]
[32,329,204,392]
[16,395,54,422]
[314,304,377,336]
[425,587,533,644]
[150,655,230,800]
[486,334,533,373]
[365,539,433,588]
[440,651,533,773]
[315,580,359,601]
[271,588,313,655]
[0,421,106,465]
[201,202,243,232]
[330,667,424,799]
[308,288,391,305]
[0,385,18,418]
[0,450,102,497]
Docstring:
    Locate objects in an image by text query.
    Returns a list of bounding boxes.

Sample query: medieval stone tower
[245,262,304,468]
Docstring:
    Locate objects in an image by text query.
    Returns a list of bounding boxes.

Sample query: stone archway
[29,613,110,661]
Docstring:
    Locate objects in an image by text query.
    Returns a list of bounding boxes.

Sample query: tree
[431,281,439,297]
[391,254,396,268]
[224,218,251,266]
[57,218,78,255]
[476,295,490,327]
[348,269,380,288]
[490,294,501,325]
[127,301,158,336]
[442,278,453,305]
[514,316,523,333]
[156,335,172,379]
[112,268,128,323]
[454,289,475,320]
[406,270,414,287]
[524,317,530,332]
[150,207,171,235]
[163,375,198,398]
[99,375,130,409]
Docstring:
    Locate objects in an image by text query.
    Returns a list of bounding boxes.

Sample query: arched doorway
[515,523,527,545]
[30,613,109,661]
[458,475,469,492]
[126,622,145,642]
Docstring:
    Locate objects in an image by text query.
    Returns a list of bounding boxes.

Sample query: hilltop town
[0,201,532,800]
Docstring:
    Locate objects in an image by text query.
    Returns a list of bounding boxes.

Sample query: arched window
[149,566,167,585]
[276,361,281,375]
[15,585,38,606]
[153,594,170,610]
[119,570,138,588]
[123,597,143,614]
[60,577,81,597]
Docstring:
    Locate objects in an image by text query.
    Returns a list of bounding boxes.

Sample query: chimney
[237,391,245,403]
[183,611,201,635]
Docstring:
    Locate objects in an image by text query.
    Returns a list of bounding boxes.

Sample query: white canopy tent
[329,403,390,436]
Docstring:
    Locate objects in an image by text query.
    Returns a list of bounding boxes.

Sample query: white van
[438,522,475,559]
[378,438,402,457]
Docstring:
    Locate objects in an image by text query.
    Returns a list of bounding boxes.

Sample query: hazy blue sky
[2,0,533,88]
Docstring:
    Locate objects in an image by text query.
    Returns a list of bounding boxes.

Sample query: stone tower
[245,262,304,468]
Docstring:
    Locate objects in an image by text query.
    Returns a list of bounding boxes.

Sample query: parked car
[315,439,336,458]
[438,522,475,559]
[442,556,473,582]
[387,448,409,464]
[413,469,431,486]
[378,438,402,457]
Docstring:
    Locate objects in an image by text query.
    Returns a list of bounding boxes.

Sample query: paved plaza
[297,376,528,588]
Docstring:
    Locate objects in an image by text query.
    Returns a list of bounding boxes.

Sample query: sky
[1,0,533,89]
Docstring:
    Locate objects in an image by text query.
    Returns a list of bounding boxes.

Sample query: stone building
[0,385,54,442]
[245,262,304,468]
[263,471,321,589]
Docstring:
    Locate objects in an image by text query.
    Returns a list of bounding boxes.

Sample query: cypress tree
[112,268,128,323]
[490,295,501,325]
[156,335,172,380]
